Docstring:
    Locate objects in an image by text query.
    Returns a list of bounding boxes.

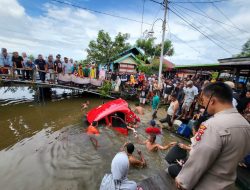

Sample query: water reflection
[0,85,182,190]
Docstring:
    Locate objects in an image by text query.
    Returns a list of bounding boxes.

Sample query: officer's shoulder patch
[195,125,207,142]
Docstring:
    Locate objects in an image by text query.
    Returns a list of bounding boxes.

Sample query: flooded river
[0,85,181,190]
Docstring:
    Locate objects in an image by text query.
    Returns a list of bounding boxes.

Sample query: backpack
[177,124,192,138]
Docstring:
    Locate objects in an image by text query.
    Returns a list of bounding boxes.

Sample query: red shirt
[138,74,145,82]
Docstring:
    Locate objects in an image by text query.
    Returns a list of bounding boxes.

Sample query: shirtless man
[136,133,176,152]
[121,142,146,168]
[134,103,144,115]
[81,101,90,111]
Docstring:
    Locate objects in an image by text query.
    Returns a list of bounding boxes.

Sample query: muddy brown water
[0,86,183,190]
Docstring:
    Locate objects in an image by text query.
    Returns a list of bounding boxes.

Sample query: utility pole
[158,0,168,85]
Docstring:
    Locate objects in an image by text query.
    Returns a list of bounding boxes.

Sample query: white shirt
[167,101,175,116]
[63,62,73,74]
[184,86,198,101]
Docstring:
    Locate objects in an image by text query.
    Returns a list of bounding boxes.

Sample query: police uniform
[176,108,250,190]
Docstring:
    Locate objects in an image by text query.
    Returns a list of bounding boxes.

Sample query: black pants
[39,72,46,82]
[17,69,25,80]
[25,70,33,80]
[168,164,182,178]
[160,114,172,126]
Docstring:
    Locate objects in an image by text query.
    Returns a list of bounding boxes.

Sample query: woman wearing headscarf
[100,151,137,190]
[130,75,136,85]
[115,76,121,92]
[90,65,96,79]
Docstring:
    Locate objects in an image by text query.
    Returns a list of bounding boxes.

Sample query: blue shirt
[0,54,12,67]
[152,95,160,109]
[25,61,36,69]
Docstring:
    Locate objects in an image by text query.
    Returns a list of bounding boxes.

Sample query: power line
[168,6,233,54]
[170,5,236,53]
[141,0,146,37]
[170,4,241,51]
[210,2,249,33]
[148,0,164,5]
[51,0,153,25]
[186,0,241,40]
[169,2,248,33]
[169,0,229,3]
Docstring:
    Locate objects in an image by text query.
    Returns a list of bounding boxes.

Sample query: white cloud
[0,0,249,65]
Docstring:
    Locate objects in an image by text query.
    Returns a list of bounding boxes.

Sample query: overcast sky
[0,0,249,65]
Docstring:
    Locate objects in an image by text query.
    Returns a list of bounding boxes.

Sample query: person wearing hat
[54,54,62,74]
[35,54,47,82]
[149,120,156,127]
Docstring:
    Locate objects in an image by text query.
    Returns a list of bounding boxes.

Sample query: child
[81,101,90,111]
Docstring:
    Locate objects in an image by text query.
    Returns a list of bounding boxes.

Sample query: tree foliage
[235,39,250,57]
[135,38,174,58]
[99,80,112,97]
[137,58,167,75]
[135,38,173,75]
[86,30,131,65]
[28,54,35,61]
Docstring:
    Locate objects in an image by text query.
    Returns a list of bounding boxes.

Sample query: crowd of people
[85,78,250,190]
[0,48,101,83]
[2,48,250,189]
[98,81,250,190]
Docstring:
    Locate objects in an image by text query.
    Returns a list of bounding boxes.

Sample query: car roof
[86,98,131,123]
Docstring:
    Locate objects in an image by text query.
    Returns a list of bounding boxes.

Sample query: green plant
[99,80,112,97]
[138,64,152,75]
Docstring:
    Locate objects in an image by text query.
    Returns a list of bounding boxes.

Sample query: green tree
[136,38,156,57]
[86,30,131,66]
[28,54,35,61]
[135,38,174,74]
[135,38,174,58]
[236,39,250,57]
[154,40,174,57]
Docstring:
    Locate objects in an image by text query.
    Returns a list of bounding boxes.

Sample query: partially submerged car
[86,98,140,135]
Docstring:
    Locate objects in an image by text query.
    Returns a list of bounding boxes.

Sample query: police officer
[175,82,250,190]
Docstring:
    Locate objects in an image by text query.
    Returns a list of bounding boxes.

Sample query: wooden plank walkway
[0,79,116,99]
[138,170,176,190]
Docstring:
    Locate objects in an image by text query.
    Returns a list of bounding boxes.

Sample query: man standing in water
[136,134,176,152]
[86,121,99,135]
[175,82,250,190]
[121,142,146,168]
[100,149,137,190]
